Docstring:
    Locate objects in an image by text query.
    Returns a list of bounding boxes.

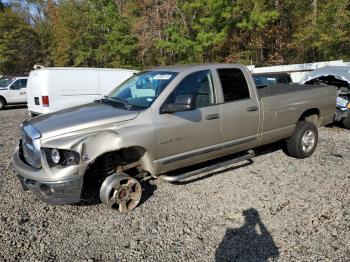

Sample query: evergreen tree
[0,6,40,73]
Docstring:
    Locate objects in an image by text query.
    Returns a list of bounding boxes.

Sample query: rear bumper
[28,109,44,116]
[28,107,53,116]
[12,147,83,205]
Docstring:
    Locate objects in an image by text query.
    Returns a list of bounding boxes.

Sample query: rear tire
[342,117,350,129]
[286,121,318,159]
[0,97,6,110]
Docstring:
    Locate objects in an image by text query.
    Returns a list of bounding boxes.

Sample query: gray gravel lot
[0,107,350,261]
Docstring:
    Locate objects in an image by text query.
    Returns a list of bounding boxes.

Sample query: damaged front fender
[40,130,157,175]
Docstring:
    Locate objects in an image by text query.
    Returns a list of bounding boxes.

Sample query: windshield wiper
[103,96,131,110]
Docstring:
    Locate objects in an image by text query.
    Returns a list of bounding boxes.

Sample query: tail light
[42,96,49,107]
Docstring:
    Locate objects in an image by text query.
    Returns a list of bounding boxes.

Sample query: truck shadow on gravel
[215,208,279,262]
[2,104,27,110]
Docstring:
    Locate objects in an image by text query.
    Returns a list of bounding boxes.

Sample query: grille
[21,123,42,169]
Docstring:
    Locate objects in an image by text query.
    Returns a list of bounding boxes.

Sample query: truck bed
[257,83,326,98]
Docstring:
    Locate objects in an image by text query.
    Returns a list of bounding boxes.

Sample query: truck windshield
[0,78,14,87]
[106,71,178,109]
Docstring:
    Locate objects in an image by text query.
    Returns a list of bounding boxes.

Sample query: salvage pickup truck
[12,64,337,213]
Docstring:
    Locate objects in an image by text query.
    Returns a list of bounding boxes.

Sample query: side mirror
[162,94,195,113]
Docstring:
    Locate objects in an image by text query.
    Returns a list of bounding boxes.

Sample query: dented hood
[29,102,139,139]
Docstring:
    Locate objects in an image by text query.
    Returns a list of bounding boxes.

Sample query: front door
[8,79,27,103]
[154,70,222,173]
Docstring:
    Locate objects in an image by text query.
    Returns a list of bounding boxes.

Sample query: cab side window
[10,80,21,90]
[19,79,28,88]
[10,79,27,89]
[168,70,215,108]
[217,68,250,102]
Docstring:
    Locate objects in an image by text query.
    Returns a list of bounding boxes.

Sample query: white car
[27,67,139,116]
[0,76,28,110]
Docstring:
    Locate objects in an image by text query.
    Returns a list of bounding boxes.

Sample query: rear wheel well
[0,96,6,110]
[298,108,320,126]
[0,96,7,104]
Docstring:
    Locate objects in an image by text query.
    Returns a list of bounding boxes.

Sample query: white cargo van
[27,67,138,115]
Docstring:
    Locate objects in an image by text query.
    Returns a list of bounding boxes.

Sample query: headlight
[44,148,80,167]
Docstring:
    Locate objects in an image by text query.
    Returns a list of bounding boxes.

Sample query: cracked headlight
[44,148,80,167]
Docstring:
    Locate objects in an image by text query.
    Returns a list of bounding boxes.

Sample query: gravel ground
[0,106,350,261]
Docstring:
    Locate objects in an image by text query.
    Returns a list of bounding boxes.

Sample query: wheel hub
[115,186,131,202]
[301,130,316,153]
[100,173,142,214]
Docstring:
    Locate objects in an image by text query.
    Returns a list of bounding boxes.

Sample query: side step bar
[159,150,255,183]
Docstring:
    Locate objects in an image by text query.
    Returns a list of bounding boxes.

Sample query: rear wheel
[0,97,6,110]
[286,121,318,159]
[342,117,350,129]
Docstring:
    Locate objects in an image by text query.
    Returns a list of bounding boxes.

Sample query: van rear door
[27,70,46,113]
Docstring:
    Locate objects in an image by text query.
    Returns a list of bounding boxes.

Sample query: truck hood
[29,102,139,139]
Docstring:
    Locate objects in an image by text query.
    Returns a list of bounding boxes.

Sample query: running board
[159,150,255,183]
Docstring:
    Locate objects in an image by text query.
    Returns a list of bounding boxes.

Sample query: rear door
[216,67,260,155]
[18,79,28,103]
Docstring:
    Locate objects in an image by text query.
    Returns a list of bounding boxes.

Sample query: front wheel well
[298,108,321,127]
[81,146,147,201]
[86,146,146,176]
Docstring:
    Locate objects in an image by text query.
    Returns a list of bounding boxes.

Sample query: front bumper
[334,109,350,122]
[12,147,83,205]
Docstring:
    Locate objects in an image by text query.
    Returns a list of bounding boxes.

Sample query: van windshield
[0,78,14,88]
[106,71,178,110]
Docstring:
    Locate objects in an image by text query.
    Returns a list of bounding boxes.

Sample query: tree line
[0,0,349,74]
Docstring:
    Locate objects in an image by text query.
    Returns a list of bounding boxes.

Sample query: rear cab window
[217,68,250,102]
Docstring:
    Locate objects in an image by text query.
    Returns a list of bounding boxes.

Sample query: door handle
[247,106,258,112]
[205,113,220,120]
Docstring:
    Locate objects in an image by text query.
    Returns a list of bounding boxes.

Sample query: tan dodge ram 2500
[12,64,337,213]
